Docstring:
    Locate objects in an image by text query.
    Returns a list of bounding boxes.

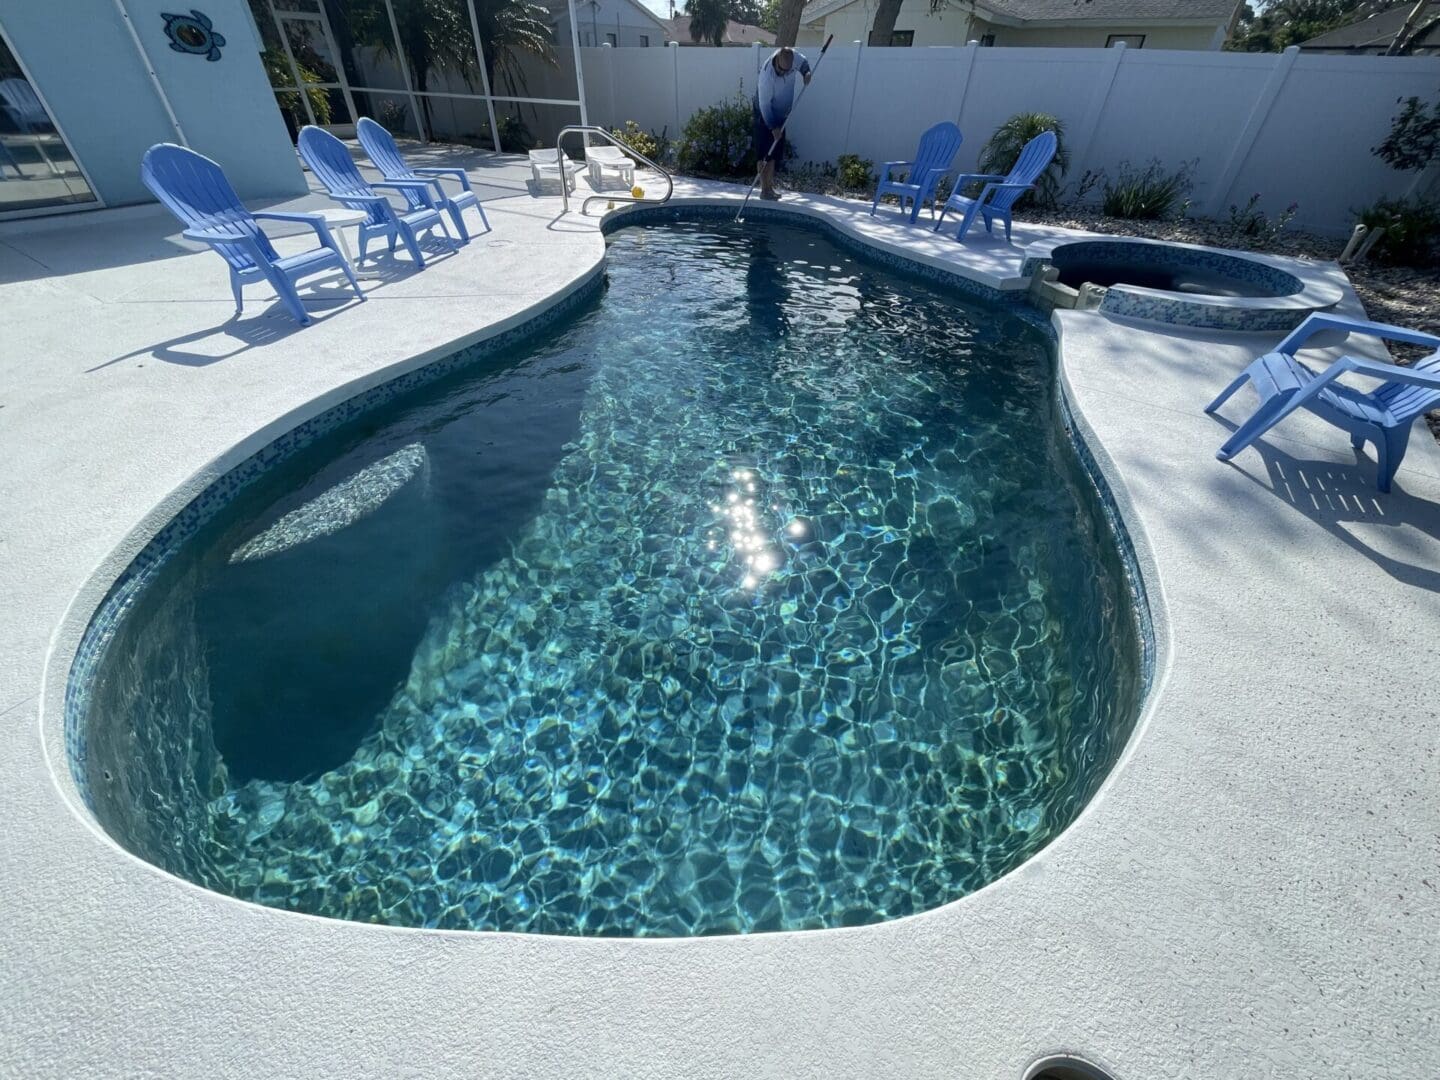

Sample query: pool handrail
[555,125,672,216]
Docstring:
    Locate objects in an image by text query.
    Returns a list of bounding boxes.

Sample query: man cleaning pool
[753,46,812,201]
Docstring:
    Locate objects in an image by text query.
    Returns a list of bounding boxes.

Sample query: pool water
[81,219,1143,935]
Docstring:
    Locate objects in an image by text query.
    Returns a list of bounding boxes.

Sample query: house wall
[584,41,1440,234]
[798,3,1225,49]
[555,0,666,48]
[0,0,305,207]
[975,21,1224,50]
[798,0,978,47]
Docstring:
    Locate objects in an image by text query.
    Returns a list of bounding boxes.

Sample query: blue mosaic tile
[1099,290,1311,333]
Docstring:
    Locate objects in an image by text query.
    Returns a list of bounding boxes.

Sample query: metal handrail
[555,124,673,216]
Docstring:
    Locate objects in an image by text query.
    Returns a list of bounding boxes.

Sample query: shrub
[979,113,1069,209]
[1356,196,1440,267]
[836,153,873,190]
[1068,168,1102,205]
[610,120,668,163]
[675,90,794,179]
[1373,94,1440,174]
[497,114,533,153]
[677,92,756,178]
[1100,159,1195,220]
[1226,192,1299,246]
[378,99,408,133]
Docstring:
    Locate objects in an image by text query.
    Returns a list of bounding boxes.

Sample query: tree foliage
[1373,93,1440,173]
[685,0,731,45]
[353,0,555,132]
[1226,0,1392,52]
[979,112,1069,209]
[249,0,554,139]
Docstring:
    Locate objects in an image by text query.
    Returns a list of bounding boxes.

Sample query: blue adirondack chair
[296,125,450,267]
[870,122,963,224]
[934,129,1057,242]
[0,78,51,134]
[140,143,363,326]
[1206,313,1440,493]
[355,117,489,243]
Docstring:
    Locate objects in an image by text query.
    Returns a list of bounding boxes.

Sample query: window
[1106,34,1145,48]
[890,30,914,46]
[979,33,995,46]
[605,32,617,46]
[640,34,649,46]
[0,23,98,216]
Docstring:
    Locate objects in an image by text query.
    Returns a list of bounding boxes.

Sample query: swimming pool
[75,218,1144,936]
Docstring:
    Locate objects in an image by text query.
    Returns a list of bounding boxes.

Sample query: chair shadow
[89,276,371,370]
[88,234,467,370]
[361,233,462,271]
[1210,415,1440,593]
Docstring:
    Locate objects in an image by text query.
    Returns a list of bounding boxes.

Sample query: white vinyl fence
[578,42,1440,235]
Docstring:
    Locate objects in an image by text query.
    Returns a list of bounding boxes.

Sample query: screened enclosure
[246,0,586,152]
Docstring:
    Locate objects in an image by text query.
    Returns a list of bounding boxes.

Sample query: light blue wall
[0,0,306,207]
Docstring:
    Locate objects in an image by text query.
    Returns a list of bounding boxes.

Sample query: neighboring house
[797,0,1240,50]
[1298,1,1440,54]
[662,16,776,46]
[549,0,669,46]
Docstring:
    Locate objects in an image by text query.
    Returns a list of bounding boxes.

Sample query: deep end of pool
[67,213,1149,937]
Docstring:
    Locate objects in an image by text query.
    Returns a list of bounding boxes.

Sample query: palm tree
[469,0,555,101]
[686,0,730,45]
[979,113,1069,209]
[340,0,554,139]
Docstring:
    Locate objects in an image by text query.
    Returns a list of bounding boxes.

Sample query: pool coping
[10,169,1439,1080]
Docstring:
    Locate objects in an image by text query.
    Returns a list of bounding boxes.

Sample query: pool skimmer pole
[736,35,834,225]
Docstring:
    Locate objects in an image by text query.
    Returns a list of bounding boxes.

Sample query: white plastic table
[315,207,372,277]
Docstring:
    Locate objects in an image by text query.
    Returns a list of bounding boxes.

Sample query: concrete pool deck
[2,148,1438,1078]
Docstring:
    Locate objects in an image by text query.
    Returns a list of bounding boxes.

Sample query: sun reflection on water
[708,467,812,591]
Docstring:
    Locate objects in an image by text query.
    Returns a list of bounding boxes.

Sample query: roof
[662,15,775,44]
[1299,1,1440,50]
[802,0,1236,26]
[545,0,669,32]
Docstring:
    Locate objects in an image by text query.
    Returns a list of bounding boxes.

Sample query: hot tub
[1021,236,1344,333]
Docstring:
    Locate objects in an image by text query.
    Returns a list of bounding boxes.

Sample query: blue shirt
[755,51,812,128]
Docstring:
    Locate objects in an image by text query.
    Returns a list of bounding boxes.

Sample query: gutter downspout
[112,0,188,145]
